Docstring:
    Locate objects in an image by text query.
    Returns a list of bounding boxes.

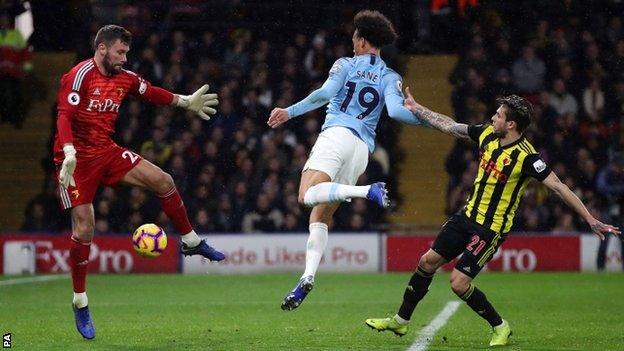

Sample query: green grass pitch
[1,272,623,350]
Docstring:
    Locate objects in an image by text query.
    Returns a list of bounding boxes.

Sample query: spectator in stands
[214,194,240,232]
[132,47,163,85]
[582,79,605,121]
[242,193,284,232]
[0,12,32,128]
[140,128,172,166]
[304,32,330,79]
[595,154,624,271]
[22,201,50,232]
[549,78,578,116]
[511,46,545,94]
[281,212,304,232]
[224,29,250,73]
[194,208,216,233]
[94,218,110,234]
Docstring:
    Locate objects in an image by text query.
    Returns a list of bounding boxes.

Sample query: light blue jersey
[287,53,422,152]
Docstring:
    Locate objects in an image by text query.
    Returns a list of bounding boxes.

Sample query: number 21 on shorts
[466,234,486,255]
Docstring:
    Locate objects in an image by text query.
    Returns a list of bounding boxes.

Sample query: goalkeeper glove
[59,144,76,188]
[176,84,219,120]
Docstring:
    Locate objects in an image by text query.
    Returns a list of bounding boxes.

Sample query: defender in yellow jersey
[465,124,545,234]
[365,92,620,346]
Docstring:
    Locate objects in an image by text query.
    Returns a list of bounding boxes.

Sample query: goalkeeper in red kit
[54,25,225,340]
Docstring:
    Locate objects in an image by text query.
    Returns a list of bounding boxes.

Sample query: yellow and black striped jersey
[463,124,552,234]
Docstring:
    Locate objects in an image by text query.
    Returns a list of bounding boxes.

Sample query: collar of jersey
[497,135,524,150]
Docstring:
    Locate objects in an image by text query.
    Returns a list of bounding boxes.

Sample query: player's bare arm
[402,86,469,140]
[542,172,620,239]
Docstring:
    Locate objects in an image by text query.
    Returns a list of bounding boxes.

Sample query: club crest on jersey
[329,61,343,76]
[67,92,80,105]
[480,156,509,182]
[138,78,147,95]
[116,87,125,97]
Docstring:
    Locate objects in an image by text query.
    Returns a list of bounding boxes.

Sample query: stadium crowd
[444,2,624,235]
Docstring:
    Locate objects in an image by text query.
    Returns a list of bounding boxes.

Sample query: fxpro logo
[34,241,133,273]
[479,156,509,182]
[86,98,120,113]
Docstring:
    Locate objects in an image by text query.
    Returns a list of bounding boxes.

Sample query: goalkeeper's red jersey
[53,58,173,163]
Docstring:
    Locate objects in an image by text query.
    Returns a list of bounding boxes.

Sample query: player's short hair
[353,10,397,48]
[496,95,533,133]
[94,25,132,49]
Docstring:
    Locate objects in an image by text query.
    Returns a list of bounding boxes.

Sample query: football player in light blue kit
[268,10,424,310]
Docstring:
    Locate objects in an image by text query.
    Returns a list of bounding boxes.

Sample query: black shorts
[431,213,506,278]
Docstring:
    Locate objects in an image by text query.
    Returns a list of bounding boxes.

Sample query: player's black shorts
[431,212,506,278]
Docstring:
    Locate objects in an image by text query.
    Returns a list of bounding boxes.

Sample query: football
[132,223,167,258]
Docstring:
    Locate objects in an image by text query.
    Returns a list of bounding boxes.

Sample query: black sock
[458,284,503,327]
[397,265,434,321]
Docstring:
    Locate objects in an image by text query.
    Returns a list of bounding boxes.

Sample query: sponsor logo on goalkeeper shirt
[86,98,120,112]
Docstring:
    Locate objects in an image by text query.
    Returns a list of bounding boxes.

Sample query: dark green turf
[1,272,622,350]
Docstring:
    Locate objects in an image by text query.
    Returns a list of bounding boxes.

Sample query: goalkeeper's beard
[103,53,123,75]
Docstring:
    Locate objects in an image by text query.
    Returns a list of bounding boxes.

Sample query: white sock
[303,182,371,207]
[394,314,409,325]
[73,292,88,308]
[494,319,507,328]
[302,222,329,278]
[181,230,201,247]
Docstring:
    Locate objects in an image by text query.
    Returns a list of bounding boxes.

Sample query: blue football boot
[72,304,95,340]
[180,239,225,261]
[367,182,389,208]
[281,275,315,311]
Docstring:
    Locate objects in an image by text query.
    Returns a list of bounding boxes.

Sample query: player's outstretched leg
[303,182,389,208]
[157,186,225,261]
[70,236,95,339]
[123,160,225,261]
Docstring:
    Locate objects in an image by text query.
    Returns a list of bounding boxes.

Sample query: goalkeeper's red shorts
[55,145,142,209]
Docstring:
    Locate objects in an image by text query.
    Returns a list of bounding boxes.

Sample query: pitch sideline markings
[0,274,68,286]
[407,300,461,351]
